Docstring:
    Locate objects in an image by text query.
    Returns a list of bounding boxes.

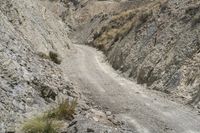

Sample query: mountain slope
[0,0,134,132]
[78,0,200,106]
[0,0,77,131]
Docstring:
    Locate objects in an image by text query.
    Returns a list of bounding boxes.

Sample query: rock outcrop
[83,0,200,105]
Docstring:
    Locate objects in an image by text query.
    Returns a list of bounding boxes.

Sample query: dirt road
[62,45,200,133]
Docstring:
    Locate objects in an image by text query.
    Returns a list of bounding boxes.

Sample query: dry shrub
[37,52,50,60]
[47,99,77,120]
[49,51,62,65]
[22,99,77,133]
[22,116,62,133]
[37,51,62,64]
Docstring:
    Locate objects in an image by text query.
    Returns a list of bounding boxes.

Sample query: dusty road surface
[62,44,200,133]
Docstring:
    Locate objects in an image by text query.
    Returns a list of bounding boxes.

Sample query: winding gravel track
[63,45,200,133]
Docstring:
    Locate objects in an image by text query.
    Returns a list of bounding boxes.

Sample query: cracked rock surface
[81,0,200,106]
[0,0,128,132]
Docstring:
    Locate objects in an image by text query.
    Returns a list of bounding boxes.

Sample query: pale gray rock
[84,0,200,106]
[0,0,74,131]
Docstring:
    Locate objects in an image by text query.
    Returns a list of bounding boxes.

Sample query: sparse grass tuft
[22,99,77,133]
[49,51,62,65]
[48,99,77,120]
[37,52,50,60]
[22,116,62,133]
[37,51,62,65]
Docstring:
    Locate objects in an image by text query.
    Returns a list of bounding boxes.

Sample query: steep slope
[0,0,73,57]
[0,0,133,132]
[71,0,156,42]
[0,0,76,131]
[82,0,200,106]
[0,10,71,133]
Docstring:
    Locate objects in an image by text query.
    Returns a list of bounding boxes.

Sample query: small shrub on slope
[22,116,62,133]
[22,99,77,133]
[48,99,77,120]
[49,51,62,65]
[37,51,62,64]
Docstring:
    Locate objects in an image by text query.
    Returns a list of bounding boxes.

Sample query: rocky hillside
[2,0,200,132]
[0,0,75,131]
[71,0,156,42]
[0,0,130,132]
[78,0,200,106]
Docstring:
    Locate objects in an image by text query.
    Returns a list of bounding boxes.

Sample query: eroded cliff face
[0,0,75,131]
[84,0,200,105]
